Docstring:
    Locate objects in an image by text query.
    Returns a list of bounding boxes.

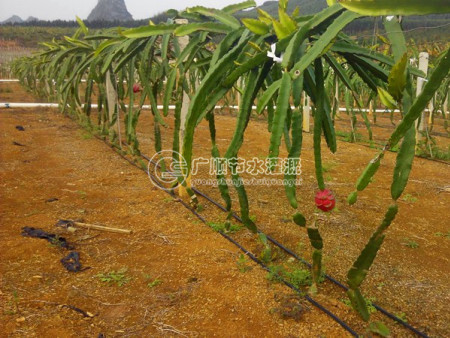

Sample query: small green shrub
[236,254,252,273]
[342,296,377,314]
[402,194,418,203]
[208,222,241,233]
[96,268,131,286]
[402,239,419,249]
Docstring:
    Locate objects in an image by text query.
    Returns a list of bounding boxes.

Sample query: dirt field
[1,83,449,337]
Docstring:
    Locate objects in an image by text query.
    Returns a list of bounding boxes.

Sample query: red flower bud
[315,189,335,212]
[133,83,142,93]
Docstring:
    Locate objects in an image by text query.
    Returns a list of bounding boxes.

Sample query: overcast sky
[0,0,267,21]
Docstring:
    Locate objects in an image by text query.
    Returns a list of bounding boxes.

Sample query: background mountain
[87,0,133,22]
[2,15,24,24]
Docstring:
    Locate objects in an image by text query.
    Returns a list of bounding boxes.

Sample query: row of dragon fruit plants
[12,0,450,324]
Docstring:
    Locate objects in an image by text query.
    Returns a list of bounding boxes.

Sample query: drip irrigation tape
[139,152,430,338]
[94,138,359,336]
[193,184,429,337]
[219,232,359,337]
[83,129,429,337]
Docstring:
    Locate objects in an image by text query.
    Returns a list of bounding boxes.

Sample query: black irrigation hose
[140,151,429,338]
[220,232,359,337]
[93,138,360,336]
[84,133,428,337]
[192,186,429,338]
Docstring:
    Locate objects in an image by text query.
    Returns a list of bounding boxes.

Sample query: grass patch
[434,232,450,239]
[266,265,319,289]
[341,296,377,314]
[143,274,163,289]
[336,130,363,143]
[207,222,241,233]
[80,131,93,140]
[322,161,338,173]
[395,312,408,323]
[96,268,131,286]
[401,193,418,203]
[402,238,419,249]
[236,254,252,273]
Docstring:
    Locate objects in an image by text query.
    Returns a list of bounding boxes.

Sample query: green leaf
[64,36,92,49]
[174,22,233,36]
[377,87,397,109]
[283,4,344,69]
[187,6,241,29]
[223,52,268,87]
[256,79,281,114]
[279,0,288,10]
[279,8,297,33]
[391,126,415,200]
[211,27,244,66]
[242,19,270,35]
[272,19,291,40]
[257,8,273,24]
[95,38,123,57]
[338,0,450,16]
[223,0,256,14]
[293,212,306,226]
[182,37,251,173]
[122,24,178,38]
[387,53,407,102]
[268,72,292,169]
[389,47,450,148]
[347,191,358,205]
[356,152,383,191]
[369,321,391,337]
[347,288,370,321]
[290,10,361,79]
[383,16,407,60]
[76,16,88,35]
[347,204,398,289]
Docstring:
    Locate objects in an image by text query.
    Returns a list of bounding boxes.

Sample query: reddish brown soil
[1,87,350,337]
[1,83,449,337]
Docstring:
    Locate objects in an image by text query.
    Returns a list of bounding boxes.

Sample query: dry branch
[56,219,132,234]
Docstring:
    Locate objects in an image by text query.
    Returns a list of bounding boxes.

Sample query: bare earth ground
[1,83,450,337]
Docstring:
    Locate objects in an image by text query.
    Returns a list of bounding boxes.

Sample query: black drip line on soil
[92,135,358,337]
[138,152,430,338]
[85,125,429,338]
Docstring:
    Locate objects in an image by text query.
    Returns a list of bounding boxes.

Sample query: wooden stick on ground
[72,221,132,234]
[57,219,132,234]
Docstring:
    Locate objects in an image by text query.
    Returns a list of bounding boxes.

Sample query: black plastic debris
[21,227,74,250]
[60,252,84,272]
[61,304,94,318]
[56,219,76,228]
[16,125,25,131]
[46,198,59,203]
[13,141,25,147]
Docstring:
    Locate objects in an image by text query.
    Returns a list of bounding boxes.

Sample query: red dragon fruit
[133,83,142,93]
[315,189,336,212]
